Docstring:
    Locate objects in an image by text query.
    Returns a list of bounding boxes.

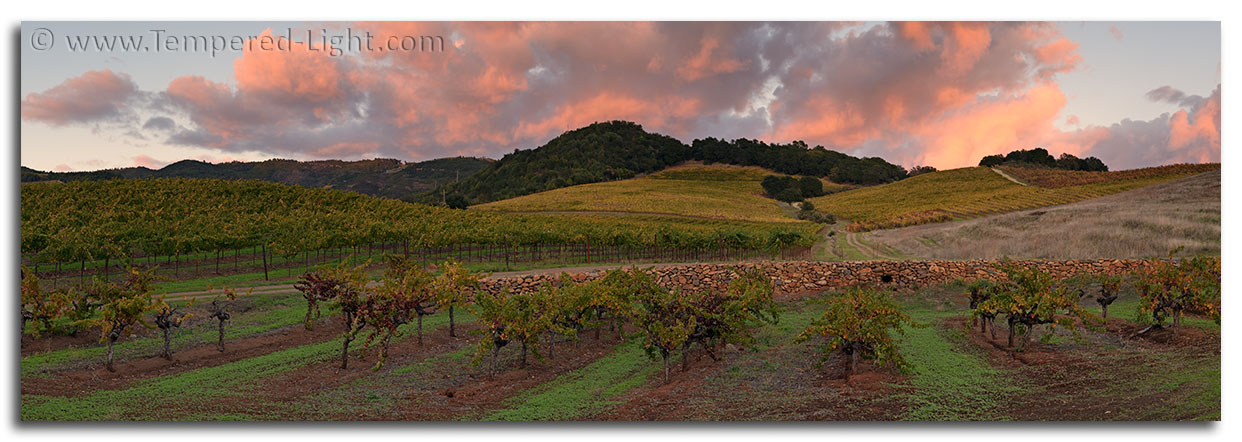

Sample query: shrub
[796,286,919,374]
[796,209,836,224]
[153,297,194,360]
[21,267,64,337]
[75,267,164,372]
[974,263,1098,350]
[1095,274,1121,319]
[1133,252,1220,330]
[294,261,367,331]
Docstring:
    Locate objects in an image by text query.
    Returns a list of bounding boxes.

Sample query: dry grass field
[866,171,1220,260]
[809,164,1219,232]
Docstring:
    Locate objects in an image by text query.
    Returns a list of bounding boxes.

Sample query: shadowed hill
[20,157,491,201]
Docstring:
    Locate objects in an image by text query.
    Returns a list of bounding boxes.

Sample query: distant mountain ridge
[20,156,492,201]
[22,121,910,207]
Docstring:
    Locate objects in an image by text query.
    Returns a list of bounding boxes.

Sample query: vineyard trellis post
[261,243,269,281]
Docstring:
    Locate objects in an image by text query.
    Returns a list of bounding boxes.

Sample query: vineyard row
[23,240,813,289]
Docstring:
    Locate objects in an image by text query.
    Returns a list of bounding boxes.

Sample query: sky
[19,21,1221,172]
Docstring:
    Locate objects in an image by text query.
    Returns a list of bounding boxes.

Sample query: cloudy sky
[20,21,1220,172]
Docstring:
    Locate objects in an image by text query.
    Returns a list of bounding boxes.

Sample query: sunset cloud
[21,69,138,125]
[1076,84,1221,169]
[19,22,1221,171]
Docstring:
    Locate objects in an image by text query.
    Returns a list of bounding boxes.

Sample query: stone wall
[480,259,1153,296]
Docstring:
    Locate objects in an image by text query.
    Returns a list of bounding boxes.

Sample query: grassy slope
[810,165,1217,231]
[869,171,1220,260]
[474,164,803,224]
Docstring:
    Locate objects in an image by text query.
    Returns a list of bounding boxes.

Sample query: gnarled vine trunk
[105,335,118,372]
[341,334,355,369]
[161,328,174,360]
[216,319,227,352]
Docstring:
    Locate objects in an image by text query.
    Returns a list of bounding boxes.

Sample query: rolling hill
[21,177,821,264]
[808,163,1220,232]
[868,170,1220,259]
[20,156,491,201]
[474,163,815,224]
[425,120,909,206]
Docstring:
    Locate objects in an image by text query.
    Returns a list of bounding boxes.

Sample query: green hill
[427,121,910,206]
[426,121,693,205]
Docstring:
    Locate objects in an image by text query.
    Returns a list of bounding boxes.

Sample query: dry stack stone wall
[480,259,1152,296]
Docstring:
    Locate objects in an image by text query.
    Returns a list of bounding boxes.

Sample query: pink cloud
[21,70,138,125]
[1074,84,1220,169]
[676,36,750,82]
[26,22,1218,172]
[1109,25,1124,41]
[1168,85,1220,153]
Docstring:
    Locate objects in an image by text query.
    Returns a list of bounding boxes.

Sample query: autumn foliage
[972,263,1098,350]
[796,286,919,374]
[1133,253,1221,330]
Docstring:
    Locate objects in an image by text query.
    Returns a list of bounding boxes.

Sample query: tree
[153,297,194,360]
[979,154,1005,167]
[798,176,824,197]
[760,175,786,197]
[75,267,163,372]
[979,149,1109,171]
[207,288,242,352]
[774,187,803,203]
[976,263,1098,350]
[445,193,470,209]
[906,165,937,177]
[796,286,919,374]
[1080,156,1108,172]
